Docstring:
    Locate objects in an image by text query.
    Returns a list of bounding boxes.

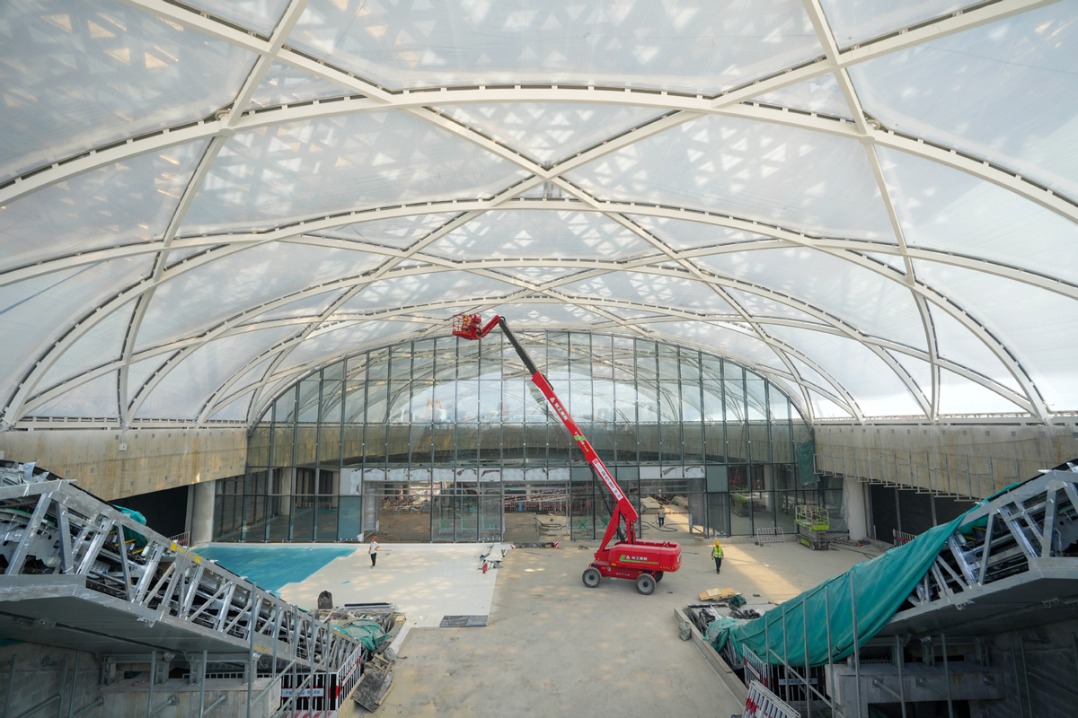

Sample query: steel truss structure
[889,462,1078,635]
[0,472,365,714]
[700,463,1078,716]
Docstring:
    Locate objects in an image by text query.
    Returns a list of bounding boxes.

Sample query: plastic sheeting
[706,515,965,666]
[336,620,388,653]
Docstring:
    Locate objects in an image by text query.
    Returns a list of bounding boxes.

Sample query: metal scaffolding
[700,462,1078,717]
[0,470,367,716]
[891,463,1078,635]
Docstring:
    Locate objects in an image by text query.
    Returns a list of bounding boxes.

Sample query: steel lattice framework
[0,474,362,676]
[0,0,1075,431]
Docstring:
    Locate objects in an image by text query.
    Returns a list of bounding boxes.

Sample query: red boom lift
[452,314,681,595]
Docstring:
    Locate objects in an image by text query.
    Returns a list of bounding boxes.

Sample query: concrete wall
[815,420,1078,499]
[973,617,1078,718]
[0,643,281,718]
[0,643,104,718]
[3,417,1076,508]
[0,426,247,500]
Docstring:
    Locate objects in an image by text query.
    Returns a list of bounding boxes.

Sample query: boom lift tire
[635,573,656,595]
[582,567,601,588]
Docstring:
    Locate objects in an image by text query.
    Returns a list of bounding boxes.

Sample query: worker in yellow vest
[712,540,724,574]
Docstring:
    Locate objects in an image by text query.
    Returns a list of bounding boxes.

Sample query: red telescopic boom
[452,314,680,594]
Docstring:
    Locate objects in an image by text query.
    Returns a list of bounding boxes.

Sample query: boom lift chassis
[453,314,681,594]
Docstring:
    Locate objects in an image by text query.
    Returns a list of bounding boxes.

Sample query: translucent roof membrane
[1,0,1075,431]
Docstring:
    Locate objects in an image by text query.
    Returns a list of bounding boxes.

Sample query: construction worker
[712,539,724,574]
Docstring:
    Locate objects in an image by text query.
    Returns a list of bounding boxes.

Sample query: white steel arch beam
[5,196,1076,301]
[70,268,1027,429]
[13,0,1063,214]
[798,250,1051,420]
[720,104,1077,222]
[14,235,1056,425]
[5,94,1068,230]
[4,206,1069,426]
[558,179,842,420]
[227,311,862,427]
[235,179,550,414]
[802,0,942,420]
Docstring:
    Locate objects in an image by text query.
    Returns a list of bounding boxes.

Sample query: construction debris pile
[684,586,761,640]
[316,602,403,712]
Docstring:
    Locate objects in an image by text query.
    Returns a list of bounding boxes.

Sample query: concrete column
[279,467,294,516]
[191,480,216,546]
[843,475,868,541]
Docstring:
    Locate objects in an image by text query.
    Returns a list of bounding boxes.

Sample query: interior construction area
[2,1,1078,717]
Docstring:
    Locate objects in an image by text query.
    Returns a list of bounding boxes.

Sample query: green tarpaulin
[706,514,965,666]
[337,620,388,653]
[795,441,816,486]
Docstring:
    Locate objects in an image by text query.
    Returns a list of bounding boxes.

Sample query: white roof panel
[0,1,257,182]
[567,114,893,239]
[289,0,820,94]
[1,0,1074,429]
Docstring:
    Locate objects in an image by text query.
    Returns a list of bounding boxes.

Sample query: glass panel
[338,496,362,543]
[261,493,287,541]
[288,495,314,542]
[242,496,267,542]
[569,480,598,541]
[244,331,813,543]
[314,497,338,542]
[745,372,768,422]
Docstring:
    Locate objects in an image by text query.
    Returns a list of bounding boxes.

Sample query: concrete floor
[247,513,880,718]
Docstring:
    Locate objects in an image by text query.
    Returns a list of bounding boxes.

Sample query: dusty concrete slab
[332,532,878,718]
[277,543,500,628]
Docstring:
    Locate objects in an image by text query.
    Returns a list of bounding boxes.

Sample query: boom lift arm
[452,314,681,594]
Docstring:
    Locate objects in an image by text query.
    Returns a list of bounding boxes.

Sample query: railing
[741,680,800,718]
[169,530,191,547]
[755,527,786,545]
[891,529,916,546]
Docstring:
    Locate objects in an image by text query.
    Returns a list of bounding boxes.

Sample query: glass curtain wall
[224,331,821,542]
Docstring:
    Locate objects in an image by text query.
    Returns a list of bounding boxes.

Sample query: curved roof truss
[1,0,1075,431]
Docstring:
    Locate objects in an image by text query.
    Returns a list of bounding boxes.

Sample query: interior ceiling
[1,0,1076,431]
